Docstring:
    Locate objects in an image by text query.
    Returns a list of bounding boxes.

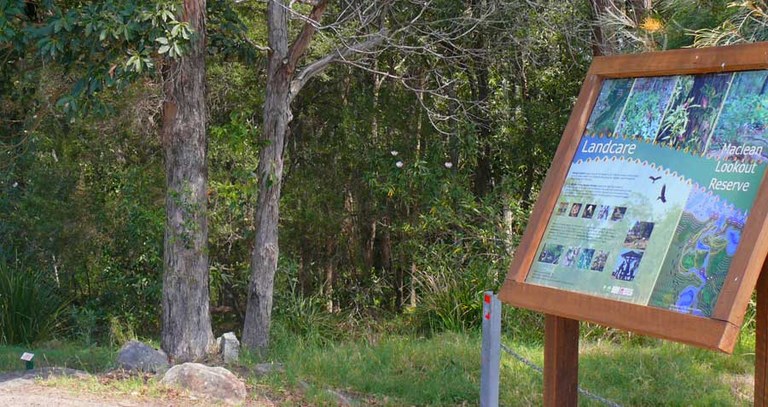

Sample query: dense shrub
[0,258,66,344]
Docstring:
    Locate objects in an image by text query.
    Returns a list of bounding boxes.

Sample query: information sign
[500,43,768,352]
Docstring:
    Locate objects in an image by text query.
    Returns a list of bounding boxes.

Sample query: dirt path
[0,381,147,407]
[0,369,160,406]
[0,368,275,406]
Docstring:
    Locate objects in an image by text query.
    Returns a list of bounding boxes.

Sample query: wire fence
[499,343,623,407]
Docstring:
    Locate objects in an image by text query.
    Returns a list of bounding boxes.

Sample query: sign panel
[527,72,768,317]
[500,43,768,352]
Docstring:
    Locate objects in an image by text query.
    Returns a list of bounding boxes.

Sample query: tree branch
[290,29,388,100]
[286,0,329,71]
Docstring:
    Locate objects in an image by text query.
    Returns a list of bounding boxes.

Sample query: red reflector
[484,294,491,303]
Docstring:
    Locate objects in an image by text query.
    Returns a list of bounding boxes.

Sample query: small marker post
[20,352,34,370]
[480,291,501,407]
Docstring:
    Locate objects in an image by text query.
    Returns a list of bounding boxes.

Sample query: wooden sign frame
[499,42,768,353]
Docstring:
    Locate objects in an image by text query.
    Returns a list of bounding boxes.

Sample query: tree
[240,0,558,351]
[243,0,390,351]
[160,0,215,361]
[1,0,251,361]
[242,0,466,350]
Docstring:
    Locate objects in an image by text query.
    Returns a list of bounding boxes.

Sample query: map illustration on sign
[526,70,768,317]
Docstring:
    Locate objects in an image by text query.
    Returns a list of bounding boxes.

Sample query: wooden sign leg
[756,267,768,407]
[544,314,579,407]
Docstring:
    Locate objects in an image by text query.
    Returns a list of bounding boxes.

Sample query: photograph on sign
[525,70,768,317]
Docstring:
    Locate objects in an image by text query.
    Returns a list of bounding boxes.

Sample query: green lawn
[253,331,756,406]
[0,331,756,406]
[0,340,115,373]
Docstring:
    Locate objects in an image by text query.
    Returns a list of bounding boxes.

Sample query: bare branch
[290,29,389,99]
[286,0,329,71]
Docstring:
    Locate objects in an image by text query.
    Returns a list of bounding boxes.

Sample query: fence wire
[499,343,622,407]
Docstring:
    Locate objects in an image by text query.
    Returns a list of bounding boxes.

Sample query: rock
[253,362,284,376]
[116,341,169,373]
[327,389,354,406]
[161,363,246,405]
[216,332,240,364]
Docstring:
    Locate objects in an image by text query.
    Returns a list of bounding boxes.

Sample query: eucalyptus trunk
[161,0,214,362]
[242,0,377,352]
[242,0,292,351]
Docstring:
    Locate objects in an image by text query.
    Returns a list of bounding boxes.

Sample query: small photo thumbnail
[577,248,595,270]
[596,205,611,220]
[624,221,655,250]
[556,202,569,215]
[569,203,583,217]
[538,243,564,265]
[612,249,644,281]
[562,247,581,267]
[582,204,597,219]
[611,206,627,221]
[590,250,609,272]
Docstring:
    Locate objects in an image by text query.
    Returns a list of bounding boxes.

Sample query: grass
[261,332,485,405]
[578,338,754,406]
[0,330,758,406]
[44,374,179,399]
[0,340,115,373]
[248,328,756,406]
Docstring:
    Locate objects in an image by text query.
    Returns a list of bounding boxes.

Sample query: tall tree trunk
[380,214,394,310]
[325,257,335,313]
[590,0,614,56]
[161,0,214,362]
[518,58,541,214]
[409,262,417,307]
[447,80,460,171]
[467,0,493,196]
[371,61,383,142]
[471,62,492,197]
[241,0,292,352]
[242,0,380,351]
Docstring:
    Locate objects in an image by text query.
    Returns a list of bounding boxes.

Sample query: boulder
[216,332,240,364]
[161,363,246,405]
[116,341,169,373]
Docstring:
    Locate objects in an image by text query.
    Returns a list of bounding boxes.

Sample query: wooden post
[756,264,768,407]
[544,314,579,407]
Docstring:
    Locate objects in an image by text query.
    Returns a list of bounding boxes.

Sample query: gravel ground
[0,368,276,406]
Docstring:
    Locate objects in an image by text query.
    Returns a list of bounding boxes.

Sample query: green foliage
[1,79,165,341]
[207,105,262,327]
[270,260,347,345]
[0,342,115,373]
[0,0,26,48]
[2,0,257,117]
[0,258,66,345]
[400,190,513,333]
[67,306,100,346]
[26,1,188,115]
[594,0,736,52]
[693,0,768,46]
[3,0,753,359]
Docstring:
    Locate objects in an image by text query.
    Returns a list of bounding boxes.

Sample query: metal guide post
[480,291,501,407]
